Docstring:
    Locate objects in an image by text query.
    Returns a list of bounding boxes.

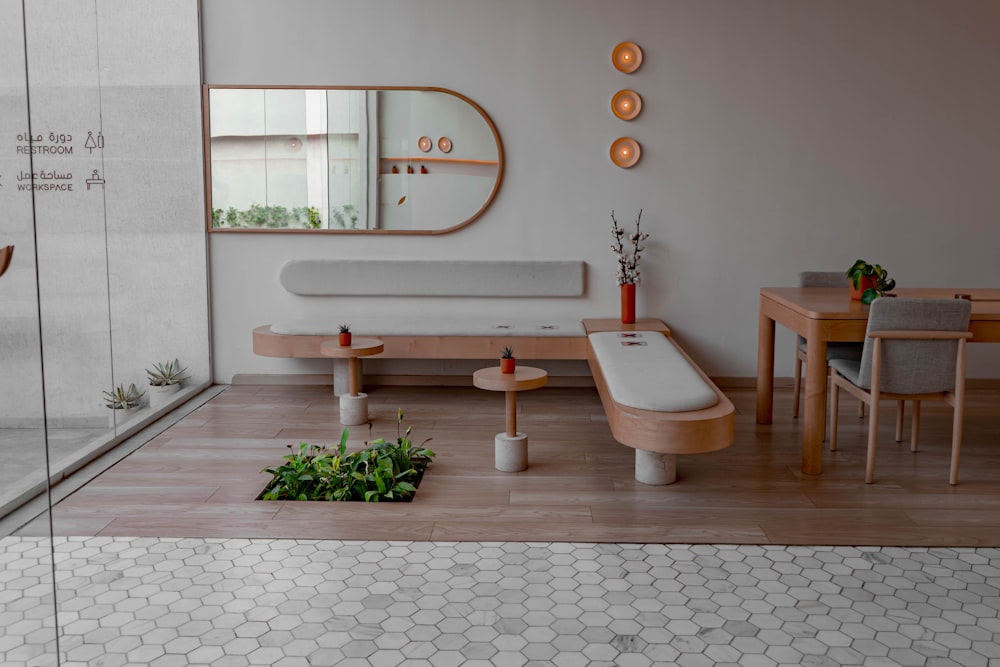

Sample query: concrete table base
[495,432,528,472]
[635,449,678,485]
[321,338,384,427]
[339,393,369,426]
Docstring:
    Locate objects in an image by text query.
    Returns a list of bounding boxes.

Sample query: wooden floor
[30,383,1000,546]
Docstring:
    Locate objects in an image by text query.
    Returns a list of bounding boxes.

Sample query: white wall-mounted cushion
[589,331,719,412]
[279,259,585,297]
[272,317,587,337]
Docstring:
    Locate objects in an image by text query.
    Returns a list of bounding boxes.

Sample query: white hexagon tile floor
[2,538,1000,666]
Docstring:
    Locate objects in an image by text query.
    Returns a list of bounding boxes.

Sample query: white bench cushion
[279,259,585,297]
[589,331,719,412]
[272,317,587,337]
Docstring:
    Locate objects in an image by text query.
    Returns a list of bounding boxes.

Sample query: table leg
[505,391,517,437]
[802,322,827,475]
[756,306,775,424]
[348,357,360,397]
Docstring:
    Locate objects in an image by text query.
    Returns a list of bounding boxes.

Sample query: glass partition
[1,0,208,663]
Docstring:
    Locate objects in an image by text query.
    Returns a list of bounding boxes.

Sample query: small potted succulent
[146,358,190,408]
[103,383,145,416]
[500,346,516,374]
[846,259,896,304]
[338,323,352,346]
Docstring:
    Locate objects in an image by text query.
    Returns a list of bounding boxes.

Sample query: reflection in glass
[207,87,503,233]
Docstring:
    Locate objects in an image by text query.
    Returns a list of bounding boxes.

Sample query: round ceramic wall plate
[610,137,641,168]
[611,89,642,120]
[417,136,432,152]
[612,41,643,73]
[437,136,453,153]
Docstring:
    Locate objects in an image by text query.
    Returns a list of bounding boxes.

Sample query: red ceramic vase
[621,283,636,324]
[849,276,876,301]
[500,357,516,374]
[339,332,352,346]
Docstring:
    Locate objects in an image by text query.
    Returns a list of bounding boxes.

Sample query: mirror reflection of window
[325,90,365,230]
[207,87,502,234]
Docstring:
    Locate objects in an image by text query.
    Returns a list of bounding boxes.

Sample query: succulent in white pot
[103,383,145,421]
[146,358,190,408]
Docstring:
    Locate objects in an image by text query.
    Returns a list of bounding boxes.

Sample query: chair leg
[895,401,905,442]
[865,398,879,484]
[910,400,921,453]
[829,375,840,451]
[950,409,964,486]
[793,353,802,418]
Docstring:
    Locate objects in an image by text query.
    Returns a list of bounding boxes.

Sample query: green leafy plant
[146,358,190,387]
[338,323,351,334]
[330,204,359,230]
[211,204,325,229]
[305,206,322,229]
[501,346,514,359]
[103,383,145,409]
[846,259,896,305]
[260,409,435,502]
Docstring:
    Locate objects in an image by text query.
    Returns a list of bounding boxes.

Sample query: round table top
[320,337,385,358]
[473,365,548,392]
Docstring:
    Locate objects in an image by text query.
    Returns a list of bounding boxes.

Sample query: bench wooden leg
[635,449,677,485]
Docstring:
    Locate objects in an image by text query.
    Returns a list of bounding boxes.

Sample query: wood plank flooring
[27,384,1000,546]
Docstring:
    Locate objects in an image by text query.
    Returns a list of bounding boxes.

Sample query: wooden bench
[584,319,735,485]
[254,259,735,481]
[255,257,590,393]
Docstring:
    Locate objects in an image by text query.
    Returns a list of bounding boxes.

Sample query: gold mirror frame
[202,85,505,235]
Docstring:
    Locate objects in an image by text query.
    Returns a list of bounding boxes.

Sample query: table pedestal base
[635,449,677,485]
[495,432,528,472]
[340,393,369,426]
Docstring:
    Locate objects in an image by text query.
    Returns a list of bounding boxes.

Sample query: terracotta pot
[849,276,876,301]
[339,332,352,346]
[500,357,516,374]
[621,283,636,324]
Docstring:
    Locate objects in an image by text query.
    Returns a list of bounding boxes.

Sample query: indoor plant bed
[259,410,434,502]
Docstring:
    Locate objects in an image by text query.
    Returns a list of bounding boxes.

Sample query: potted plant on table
[846,259,896,304]
[338,323,352,346]
[610,209,649,324]
[146,358,190,408]
[500,346,516,374]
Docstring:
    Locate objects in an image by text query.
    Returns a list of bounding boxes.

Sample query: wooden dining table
[756,287,1000,475]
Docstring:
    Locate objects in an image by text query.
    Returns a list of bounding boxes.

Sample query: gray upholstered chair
[828,297,972,485]
[792,271,864,418]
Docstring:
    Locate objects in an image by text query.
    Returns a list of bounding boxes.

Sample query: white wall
[203,0,1000,382]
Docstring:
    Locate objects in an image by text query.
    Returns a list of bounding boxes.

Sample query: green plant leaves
[847,259,895,301]
[259,419,433,502]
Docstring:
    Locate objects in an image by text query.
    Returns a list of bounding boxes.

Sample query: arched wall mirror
[204,86,504,234]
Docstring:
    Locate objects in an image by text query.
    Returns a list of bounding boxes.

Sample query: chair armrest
[869,330,973,341]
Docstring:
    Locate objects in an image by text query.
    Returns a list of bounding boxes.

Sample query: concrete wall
[203,0,1000,383]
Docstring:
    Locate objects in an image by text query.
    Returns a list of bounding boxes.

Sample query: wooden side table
[320,337,384,425]
[472,366,547,472]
